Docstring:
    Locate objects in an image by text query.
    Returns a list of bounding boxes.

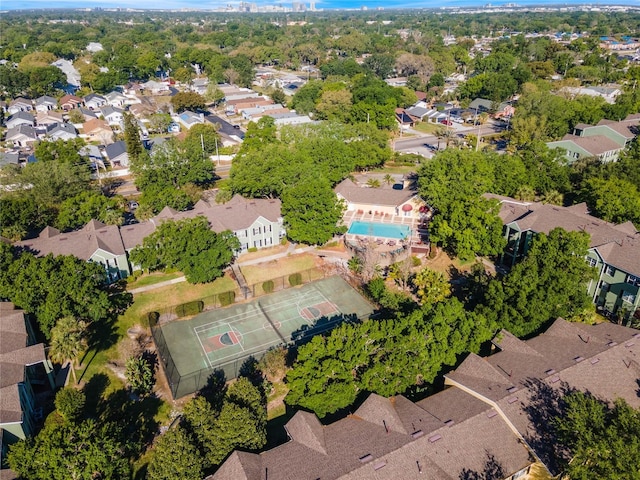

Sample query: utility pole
[475,107,481,152]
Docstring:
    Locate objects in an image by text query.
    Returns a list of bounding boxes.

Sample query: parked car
[439,119,453,126]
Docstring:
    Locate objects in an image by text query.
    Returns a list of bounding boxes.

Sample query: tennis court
[154,275,373,398]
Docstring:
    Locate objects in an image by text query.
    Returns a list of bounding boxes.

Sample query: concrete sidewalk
[127,244,317,294]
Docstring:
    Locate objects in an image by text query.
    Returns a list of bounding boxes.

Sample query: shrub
[55,388,85,423]
[219,290,236,306]
[248,247,258,253]
[288,272,302,287]
[175,300,204,318]
[262,280,275,293]
[411,256,422,267]
[125,355,155,396]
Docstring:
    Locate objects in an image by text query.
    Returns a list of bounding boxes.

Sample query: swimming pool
[348,221,410,240]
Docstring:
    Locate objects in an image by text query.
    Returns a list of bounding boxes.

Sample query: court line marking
[193,284,345,364]
[192,289,323,334]
[203,315,347,364]
[195,329,214,369]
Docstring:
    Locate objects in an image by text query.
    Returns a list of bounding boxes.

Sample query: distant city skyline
[3,0,640,11]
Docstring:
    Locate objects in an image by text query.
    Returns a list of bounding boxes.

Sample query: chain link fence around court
[150,267,325,325]
[146,267,328,398]
[149,311,251,398]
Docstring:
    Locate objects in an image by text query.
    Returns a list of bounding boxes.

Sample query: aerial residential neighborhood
[1,5,640,480]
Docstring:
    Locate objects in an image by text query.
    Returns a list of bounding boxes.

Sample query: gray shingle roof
[559,133,623,155]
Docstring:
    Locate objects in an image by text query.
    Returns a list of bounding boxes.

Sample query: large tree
[147,426,204,480]
[129,217,239,284]
[56,191,125,231]
[281,176,346,245]
[8,419,131,480]
[481,228,594,337]
[0,245,112,338]
[554,392,640,480]
[286,298,494,417]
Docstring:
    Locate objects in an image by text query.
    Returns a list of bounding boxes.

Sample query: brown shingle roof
[490,195,640,275]
[212,386,533,480]
[560,133,622,155]
[445,319,640,475]
[335,179,417,208]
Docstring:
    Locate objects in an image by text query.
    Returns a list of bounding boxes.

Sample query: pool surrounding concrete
[347,221,411,239]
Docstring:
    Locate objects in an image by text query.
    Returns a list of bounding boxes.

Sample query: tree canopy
[286,297,494,417]
[480,228,594,337]
[129,217,239,284]
[0,244,112,338]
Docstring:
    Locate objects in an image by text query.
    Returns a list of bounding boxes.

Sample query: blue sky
[2,0,639,10]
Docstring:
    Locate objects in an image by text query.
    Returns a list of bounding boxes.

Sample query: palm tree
[366,178,381,188]
[541,190,564,206]
[49,317,87,385]
[434,126,447,150]
[515,185,536,202]
[383,174,394,186]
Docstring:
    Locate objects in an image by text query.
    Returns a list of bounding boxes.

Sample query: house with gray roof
[43,122,77,141]
[5,111,35,129]
[13,196,285,283]
[105,91,128,107]
[176,110,204,130]
[547,114,638,163]
[5,125,38,147]
[492,195,640,321]
[105,140,129,167]
[16,221,131,283]
[335,178,421,220]
[84,93,107,110]
[100,106,124,127]
[34,95,57,112]
[0,302,55,445]
[7,98,32,115]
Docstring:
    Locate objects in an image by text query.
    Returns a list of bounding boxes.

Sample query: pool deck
[342,209,425,245]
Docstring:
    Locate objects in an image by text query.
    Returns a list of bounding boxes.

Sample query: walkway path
[127,244,317,294]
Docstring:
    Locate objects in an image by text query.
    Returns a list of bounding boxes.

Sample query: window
[586,257,597,267]
[626,274,640,287]
[253,227,261,235]
[600,281,610,292]
[622,291,637,304]
[605,265,616,277]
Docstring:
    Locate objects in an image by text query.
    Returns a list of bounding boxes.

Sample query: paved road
[393,123,506,154]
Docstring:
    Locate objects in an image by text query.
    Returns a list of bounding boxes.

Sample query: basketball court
[156,276,373,397]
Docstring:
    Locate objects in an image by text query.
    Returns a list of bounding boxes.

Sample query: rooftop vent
[486,410,498,419]
[428,434,442,443]
[444,420,455,427]
[574,356,585,363]
[411,430,424,439]
[545,369,556,376]
[359,454,373,464]
[626,342,635,348]
[507,386,518,393]
[591,358,600,365]
[550,375,561,383]
[508,396,518,404]
[373,461,387,471]
[608,341,618,347]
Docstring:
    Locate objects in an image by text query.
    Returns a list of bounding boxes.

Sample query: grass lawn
[413,122,452,134]
[240,253,319,285]
[77,274,237,403]
[126,271,183,289]
[371,163,419,175]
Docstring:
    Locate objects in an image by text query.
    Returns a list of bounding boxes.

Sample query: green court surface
[157,275,373,397]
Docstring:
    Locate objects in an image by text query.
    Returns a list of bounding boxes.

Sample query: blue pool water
[348,221,410,240]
